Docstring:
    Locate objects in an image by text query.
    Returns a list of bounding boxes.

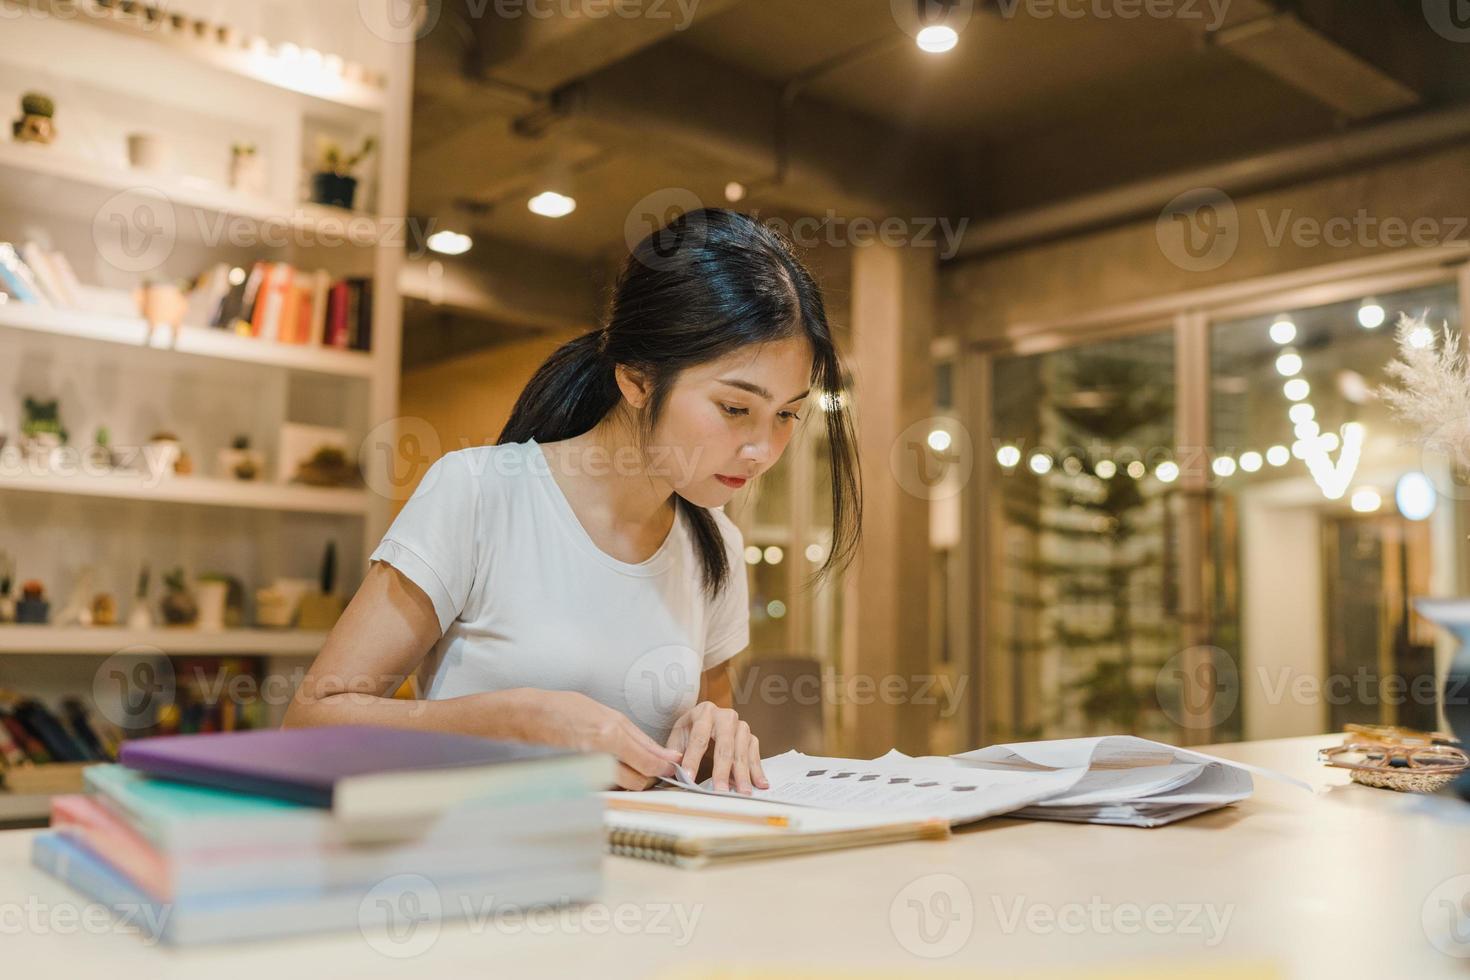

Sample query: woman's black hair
[498,207,861,598]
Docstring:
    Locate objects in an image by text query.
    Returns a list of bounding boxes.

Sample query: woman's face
[647,335,815,507]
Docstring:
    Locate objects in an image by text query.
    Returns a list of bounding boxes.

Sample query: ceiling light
[1409,324,1434,349]
[1155,461,1179,483]
[1126,460,1146,479]
[1212,456,1236,478]
[1095,460,1117,479]
[1266,445,1289,466]
[1289,403,1315,424]
[1029,453,1053,475]
[927,429,952,452]
[1239,451,1263,473]
[426,230,472,255]
[528,191,576,218]
[1284,378,1311,401]
[996,445,1021,468]
[916,24,958,52]
[724,181,746,203]
[1357,302,1386,329]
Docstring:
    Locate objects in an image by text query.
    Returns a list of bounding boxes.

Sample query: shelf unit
[0,626,326,656]
[0,1,416,803]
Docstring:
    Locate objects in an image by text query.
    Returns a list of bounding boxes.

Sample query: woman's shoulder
[419,441,544,503]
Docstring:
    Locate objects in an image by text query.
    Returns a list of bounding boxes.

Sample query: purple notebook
[118,726,575,808]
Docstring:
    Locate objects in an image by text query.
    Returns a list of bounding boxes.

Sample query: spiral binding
[606,828,680,865]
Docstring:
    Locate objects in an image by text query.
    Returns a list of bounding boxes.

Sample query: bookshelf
[0,0,417,812]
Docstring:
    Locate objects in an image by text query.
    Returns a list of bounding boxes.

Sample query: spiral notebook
[603,791,949,868]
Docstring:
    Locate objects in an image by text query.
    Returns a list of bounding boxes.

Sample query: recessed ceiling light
[1357,302,1385,329]
[1269,317,1297,345]
[426,230,472,255]
[916,24,958,53]
[528,191,576,218]
[724,181,746,203]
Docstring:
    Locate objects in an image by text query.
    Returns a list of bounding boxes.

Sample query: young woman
[284,208,861,794]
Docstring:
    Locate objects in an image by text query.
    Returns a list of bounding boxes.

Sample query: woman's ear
[614,364,652,409]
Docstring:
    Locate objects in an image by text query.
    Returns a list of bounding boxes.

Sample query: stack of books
[31,726,611,944]
[188,261,374,351]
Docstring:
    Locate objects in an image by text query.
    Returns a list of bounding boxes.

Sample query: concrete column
[843,242,937,756]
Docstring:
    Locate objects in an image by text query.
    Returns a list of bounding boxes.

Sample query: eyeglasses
[1318,725,1468,792]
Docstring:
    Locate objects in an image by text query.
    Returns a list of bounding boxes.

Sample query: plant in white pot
[1380,311,1470,790]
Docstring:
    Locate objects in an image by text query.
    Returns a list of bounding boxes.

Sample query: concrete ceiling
[401,0,1470,367]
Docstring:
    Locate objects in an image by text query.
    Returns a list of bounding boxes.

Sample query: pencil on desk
[605,797,792,827]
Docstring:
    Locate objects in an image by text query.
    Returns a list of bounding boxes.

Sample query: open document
[662,735,1304,828]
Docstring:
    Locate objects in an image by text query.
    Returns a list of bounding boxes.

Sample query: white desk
[0,735,1465,978]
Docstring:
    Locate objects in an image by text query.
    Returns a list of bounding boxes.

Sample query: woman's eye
[779,411,802,423]
[721,404,749,417]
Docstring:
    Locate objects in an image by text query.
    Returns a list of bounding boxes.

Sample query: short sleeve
[369,451,480,635]
[703,510,750,669]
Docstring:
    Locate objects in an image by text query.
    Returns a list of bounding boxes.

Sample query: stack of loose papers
[664,736,1299,828]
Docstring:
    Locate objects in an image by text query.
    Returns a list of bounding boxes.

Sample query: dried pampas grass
[1378,312,1470,469]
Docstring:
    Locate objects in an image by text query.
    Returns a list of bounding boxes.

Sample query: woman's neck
[540,412,677,560]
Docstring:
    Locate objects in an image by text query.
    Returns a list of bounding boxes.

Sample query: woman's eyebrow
[717,378,811,404]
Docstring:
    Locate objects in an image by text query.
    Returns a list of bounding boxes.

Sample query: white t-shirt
[367,438,750,744]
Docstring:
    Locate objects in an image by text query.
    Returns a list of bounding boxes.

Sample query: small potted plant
[160,566,199,627]
[12,92,56,145]
[229,141,266,196]
[217,434,264,482]
[310,135,375,210]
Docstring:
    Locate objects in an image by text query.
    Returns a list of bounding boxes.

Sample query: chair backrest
[730,655,826,755]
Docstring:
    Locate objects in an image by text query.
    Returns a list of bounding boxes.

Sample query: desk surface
[1,734,1466,978]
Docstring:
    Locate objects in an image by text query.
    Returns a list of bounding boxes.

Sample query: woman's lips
[715,474,748,488]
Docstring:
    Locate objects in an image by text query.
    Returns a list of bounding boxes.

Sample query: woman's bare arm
[281,562,683,788]
[281,562,554,741]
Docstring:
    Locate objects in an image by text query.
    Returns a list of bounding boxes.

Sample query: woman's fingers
[612,761,656,791]
[731,722,754,795]
[616,719,682,778]
[748,734,769,789]
[710,709,739,792]
[678,707,715,781]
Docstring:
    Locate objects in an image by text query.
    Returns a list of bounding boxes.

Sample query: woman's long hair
[498,207,861,598]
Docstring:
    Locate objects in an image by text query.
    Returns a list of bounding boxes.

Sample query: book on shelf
[0,242,52,306]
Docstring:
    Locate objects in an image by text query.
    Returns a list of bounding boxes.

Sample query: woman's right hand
[525,689,683,791]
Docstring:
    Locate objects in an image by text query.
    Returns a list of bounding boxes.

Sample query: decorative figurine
[91,593,118,627]
[229,142,266,196]
[133,279,189,347]
[217,434,263,482]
